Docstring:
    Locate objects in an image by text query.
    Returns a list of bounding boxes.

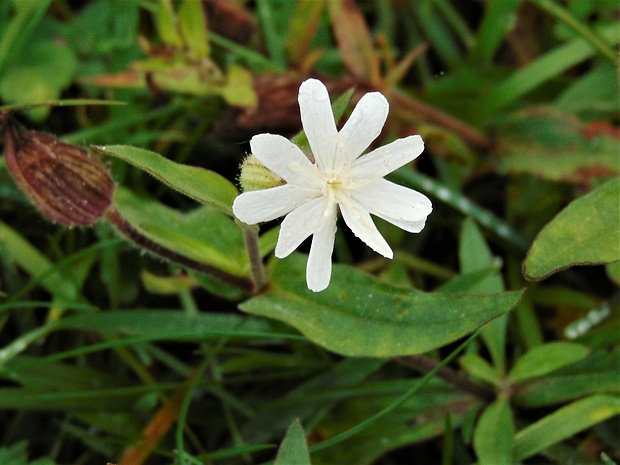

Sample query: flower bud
[238,154,284,192]
[2,118,115,226]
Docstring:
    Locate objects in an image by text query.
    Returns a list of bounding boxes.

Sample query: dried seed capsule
[2,118,115,226]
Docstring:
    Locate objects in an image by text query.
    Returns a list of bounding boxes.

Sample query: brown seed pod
[2,117,115,226]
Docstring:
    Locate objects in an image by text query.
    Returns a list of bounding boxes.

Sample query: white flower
[233,78,432,292]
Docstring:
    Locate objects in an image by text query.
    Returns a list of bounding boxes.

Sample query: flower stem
[106,207,254,293]
[240,223,267,293]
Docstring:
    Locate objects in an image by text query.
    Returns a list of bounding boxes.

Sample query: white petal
[250,133,320,186]
[275,196,330,258]
[351,178,432,223]
[339,92,389,160]
[233,184,318,224]
[350,135,424,178]
[298,79,339,172]
[379,216,428,233]
[306,206,337,292]
[339,198,393,258]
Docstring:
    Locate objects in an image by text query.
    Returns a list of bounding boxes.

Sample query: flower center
[323,171,355,216]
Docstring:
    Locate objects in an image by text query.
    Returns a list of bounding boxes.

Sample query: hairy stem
[241,223,267,293]
[106,207,254,293]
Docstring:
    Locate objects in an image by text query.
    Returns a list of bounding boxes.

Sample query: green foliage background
[0,0,618,464]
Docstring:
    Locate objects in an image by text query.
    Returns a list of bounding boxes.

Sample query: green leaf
[191,271,247,301]
[0,220,81,301]
[0,442,28,465]
[256,0,291,72]
[274,420,311,465]
[514,373,620,407]
[495,109,619,184]
[218,64,258,107]
[56,310,276,340]
[0,40,77,120]
[509,342,590,383]
[469,0,521,64]
[460,218,507,373]
[0,387,139,411]
[112,187,247,276]
[459,354,501,386]
[0,0,52,76]
[459,219,504,293]
[4,357,116,392]
[532,0,617,62]
[240,254,522,357]
[607,261,620,286]
[155,0,183,47]
[555,62,619,116]
[513,395,620,461]
[513,349,620,407]
[479,22,620,115]
[414,0,462,66]
[473,399,514,465]
[436,267,500,294]
[141,270,196,295]
[95,145,238,213]
[109,55,256,106]
[0,441,55,465]
[523,177,620,280]
[178,0,209,59]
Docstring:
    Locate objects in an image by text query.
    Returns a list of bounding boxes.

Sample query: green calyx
[239,154,285,192]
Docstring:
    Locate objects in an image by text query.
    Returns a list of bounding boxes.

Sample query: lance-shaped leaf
[111,187,248,278]
[473,399,515,465]
[274,420,311,465]
[95,145,238,214]
[513,395,620,461]
[240,254,522,357]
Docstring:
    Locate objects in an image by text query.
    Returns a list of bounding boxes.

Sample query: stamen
[325,185,336,216]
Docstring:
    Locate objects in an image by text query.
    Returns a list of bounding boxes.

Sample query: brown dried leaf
[328,0,380,84]
[79,71,146,89]
[119,388,187,465]
[213,74,354,140]
[204,0,257,44]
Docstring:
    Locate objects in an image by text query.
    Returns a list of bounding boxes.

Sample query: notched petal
[351,135,424,178]
[232,184,318,225]
[275,197,329,258]
[352,179,432,224]
[249,133,317,185]
[339,199,393,258]
[306,209,337,292]
[339,92,389,160]
[298,78,338,172]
